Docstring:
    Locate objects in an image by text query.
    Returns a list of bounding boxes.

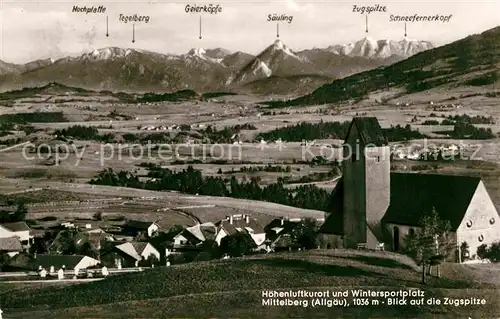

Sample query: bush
[460,242,470,261]
[477,242,500,262]
[477,244,488,259]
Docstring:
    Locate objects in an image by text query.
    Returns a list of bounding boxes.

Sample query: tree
[13,203,28,221]
[93,212,103,221]
[200,239,221,259]
[477,242,500,262]
[0,253,11,271]
[291,218,319,250]
[220,232,254,257]
[403,207,453,283]
[477,244,488,260]
[49,230,77,255]
[460,241,470,262]
[79,242,98,258]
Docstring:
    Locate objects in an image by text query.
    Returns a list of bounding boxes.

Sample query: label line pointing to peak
[365,15,368,33]
[106,16,109,37]
[199,15,202,39]
[277,23,279,38]
[132,23,135,43]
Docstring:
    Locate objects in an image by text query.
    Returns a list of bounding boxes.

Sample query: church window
[376,156,380,162]
[466,220,473,228]
[478,235,484,242]
[490,218,496,225]
[408,228,415,236]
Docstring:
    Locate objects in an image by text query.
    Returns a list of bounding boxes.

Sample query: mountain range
[0,37,433,95]
[268,26,500,107]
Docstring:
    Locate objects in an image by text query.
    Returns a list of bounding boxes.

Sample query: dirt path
[283,175,341,188]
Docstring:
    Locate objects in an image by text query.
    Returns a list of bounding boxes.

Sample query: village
[0,208,326,281]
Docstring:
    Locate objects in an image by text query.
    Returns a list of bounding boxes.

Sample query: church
[320,117,500,263]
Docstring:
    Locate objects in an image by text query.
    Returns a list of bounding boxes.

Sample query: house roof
[382,173,481,230]
[265,218,304,242]
[0,237,22,251]
[320,173,483,235]
[116,242,142,261]
[345,117,388,147]
[2,222,30,232]
[124,220,156,230]
[116,242,157,261]
[131,242,149,255]
[216,217,265,236]
[31,254,91,270]
[178,229,204,245]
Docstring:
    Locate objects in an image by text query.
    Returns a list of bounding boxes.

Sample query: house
[215,214,266,249]
[102,242,160,268]
[8,254,99,271]
[122,220,159,238]
[0,222,33,247]
[74,231,115,252]
[319,117,500,263]
[48,229,114,255]
[172,222,217,249]
[265,217,304,251]
[0,237,23,257]
[73,222,105,234]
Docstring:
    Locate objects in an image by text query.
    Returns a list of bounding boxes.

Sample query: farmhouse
[0,237,23,257]
[320,117,500,262]
[215,214,267,248]
[102,242,161,268]
[0,222,33,247]
[172,222,217,249]
[265,217,304,251]
[122,220,159,238]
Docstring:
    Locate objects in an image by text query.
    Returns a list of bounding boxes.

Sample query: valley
[0,2,499,318]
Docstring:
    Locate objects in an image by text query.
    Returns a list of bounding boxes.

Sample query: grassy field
[0,250,498,318]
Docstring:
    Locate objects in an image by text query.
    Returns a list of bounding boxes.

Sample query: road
[283,175,341,189]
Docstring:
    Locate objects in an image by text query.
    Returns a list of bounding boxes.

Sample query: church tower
[342,117,391,249]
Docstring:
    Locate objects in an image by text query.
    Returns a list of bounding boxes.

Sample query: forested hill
[266,26,500,108]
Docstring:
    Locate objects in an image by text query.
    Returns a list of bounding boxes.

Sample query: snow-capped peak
[188,48,207,57]
[267,39,304,61]
[361,36,376,43]
[327,37,433,59]
[77,47,138,61]
[184,47,224,64]
[273,39,285,50]
[401,36,417,42]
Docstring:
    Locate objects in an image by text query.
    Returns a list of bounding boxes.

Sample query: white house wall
[250,233,266,246]
[215,228,228,245]
[76,256,100,269]
[456,181,500,260]
[0,226,14,239]
[173,234,190,247]
[147,224,159,237]
[141,244,161,260]
[14,230,30,243]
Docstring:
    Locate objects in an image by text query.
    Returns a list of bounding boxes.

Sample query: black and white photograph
[0,0,498,318]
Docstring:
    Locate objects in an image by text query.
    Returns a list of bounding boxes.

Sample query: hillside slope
[269,26,500,107]
[1,250,499,318]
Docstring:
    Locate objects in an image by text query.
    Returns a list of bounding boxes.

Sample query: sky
[1,0,499,63]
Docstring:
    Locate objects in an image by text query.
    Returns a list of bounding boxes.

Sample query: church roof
[320,173,482,234]
[345,117,388,147]
[382,173,481,230]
